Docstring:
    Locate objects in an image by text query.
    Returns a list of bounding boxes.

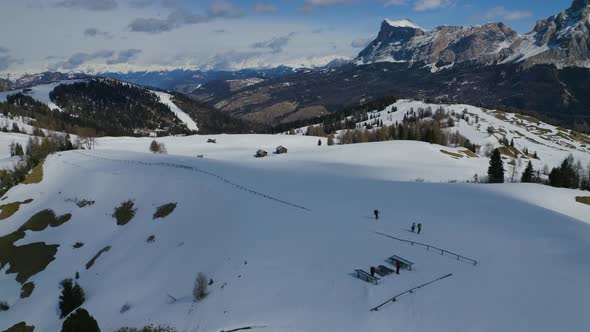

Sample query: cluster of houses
[256,145,287,158]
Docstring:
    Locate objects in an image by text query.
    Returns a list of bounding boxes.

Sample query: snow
[153,91,199,132]
[0,140,588,332]
[0,102,589,331]
[384,19,424,30]
[0,80,81,112]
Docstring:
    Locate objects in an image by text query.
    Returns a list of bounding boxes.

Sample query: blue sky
[0,0,576,75]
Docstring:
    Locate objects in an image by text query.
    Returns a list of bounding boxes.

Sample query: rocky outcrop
[510,0,590,68]
[357,0,590,70]
[356,20,518,70]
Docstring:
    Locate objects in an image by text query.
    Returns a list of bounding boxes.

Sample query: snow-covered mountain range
[356,0,590,70]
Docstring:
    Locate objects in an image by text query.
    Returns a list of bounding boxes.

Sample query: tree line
[0,134,75,196]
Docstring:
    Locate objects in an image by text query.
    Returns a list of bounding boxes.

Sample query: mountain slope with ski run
[0,79,198,134]
[0,114,589,331]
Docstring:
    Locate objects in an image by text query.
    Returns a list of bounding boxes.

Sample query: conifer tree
[488,149,505,183]
[59,279,86,318]
[61,308,100,332]
[521,160,534,183]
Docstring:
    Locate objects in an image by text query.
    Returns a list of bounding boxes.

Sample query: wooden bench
[376,265,395,277]
[355,269,379,284]
[388,255,414,271]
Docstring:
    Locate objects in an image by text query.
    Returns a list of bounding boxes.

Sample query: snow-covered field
[0,129,589,331]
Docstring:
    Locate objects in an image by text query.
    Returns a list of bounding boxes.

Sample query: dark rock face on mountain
[192,62,590,130]
[511,0,590,68]
[357,0,590,70]
[356,20,518,69]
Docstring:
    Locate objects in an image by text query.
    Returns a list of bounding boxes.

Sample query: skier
[417,223,422,234]
[370,266,376,277]
[411,222,416,233]
[395,260,401,275]
[374,209,380,220]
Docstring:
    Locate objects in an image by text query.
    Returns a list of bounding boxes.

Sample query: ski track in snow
[153,91,198,132]
[73,151,311,212]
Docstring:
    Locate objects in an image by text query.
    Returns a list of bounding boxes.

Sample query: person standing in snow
[395,260,401,274]
[370,266,376,277]
[374,210,379,220]
[411,222,416,233]
[417,223,422,234]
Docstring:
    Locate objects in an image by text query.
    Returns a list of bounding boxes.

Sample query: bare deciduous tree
[193,272,208,302]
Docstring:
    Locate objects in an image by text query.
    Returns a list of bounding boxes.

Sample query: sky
[0,0,575,76]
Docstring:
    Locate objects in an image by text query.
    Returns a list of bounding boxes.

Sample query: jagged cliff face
[357,0,590,70]
[355,20,518,69]
[511,0,590,68]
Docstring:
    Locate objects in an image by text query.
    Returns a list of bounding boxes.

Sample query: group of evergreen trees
[334,113,477,152]
[270,95,399,135]
[548,155,590,190]
[487,150,589,190]
[49,79,191,136]
[0,134,75,196]
[0,93,94,135]
[58,278,100,331]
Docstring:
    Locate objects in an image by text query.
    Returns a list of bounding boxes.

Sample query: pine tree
[15,143,24,156]
[521,160,534,183]
[59,279,86,318]
[61,308,100,332]
[488,149,505,183]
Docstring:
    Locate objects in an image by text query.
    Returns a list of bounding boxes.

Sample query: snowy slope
[153,91,198,132]
[0,80,199,133]
[0,80,81,112]
[290,99,590,179]
[0,146,589,332]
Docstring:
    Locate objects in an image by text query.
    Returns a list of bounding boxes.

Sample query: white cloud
[350,37,372,48]
[53,0,118,11]
[301,0,354,13]
[207,0,243,18]
[482,6,532,21]
[383,0,407,7]
[251,32,296,53]
[414,0,453,11]
[253,2,277,14]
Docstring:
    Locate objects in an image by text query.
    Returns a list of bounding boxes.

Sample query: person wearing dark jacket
[417,223,422,234]
[395,260,401,274]
[411,222,416,232]
[374,210,379,220]
[370,266,376,277]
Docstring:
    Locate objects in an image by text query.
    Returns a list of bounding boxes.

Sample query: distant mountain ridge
[356,0,590,70]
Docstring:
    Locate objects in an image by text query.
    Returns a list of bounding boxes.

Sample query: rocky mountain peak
[570,0,590,13]
[355,20,517,69]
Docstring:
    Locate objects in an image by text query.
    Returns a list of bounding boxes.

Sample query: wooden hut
[275,146,288,154]
[255,150,268,158]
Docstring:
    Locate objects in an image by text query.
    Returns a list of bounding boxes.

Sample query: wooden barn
[275,146,288,154]
[255,150,268,158]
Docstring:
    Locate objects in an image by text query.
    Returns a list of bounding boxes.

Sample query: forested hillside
[50,79,191,136]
